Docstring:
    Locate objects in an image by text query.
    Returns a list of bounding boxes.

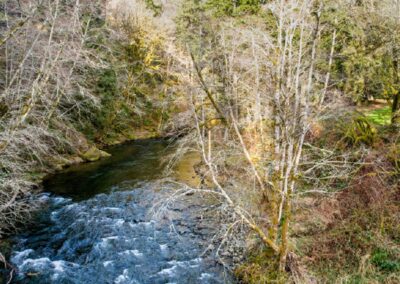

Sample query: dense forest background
[1,0,400,283]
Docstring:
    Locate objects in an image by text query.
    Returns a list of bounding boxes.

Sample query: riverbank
[233,114,400,283]
[5,139,235,283]
[0,0,186,239]
[0,131,164,283]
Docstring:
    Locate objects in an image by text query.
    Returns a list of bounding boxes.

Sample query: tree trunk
[279,193,291,271]
[392,56,400,126]
[392,91,400,126]
[393,0,400,126]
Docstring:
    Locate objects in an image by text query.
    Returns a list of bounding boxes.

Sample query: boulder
[81,146,111,162]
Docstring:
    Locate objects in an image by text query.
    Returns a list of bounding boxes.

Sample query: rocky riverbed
[8,139,237,284]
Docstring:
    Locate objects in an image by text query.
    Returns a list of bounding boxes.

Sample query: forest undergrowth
[1,0,400,283]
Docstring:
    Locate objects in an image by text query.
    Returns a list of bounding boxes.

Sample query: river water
[10,139,232,284]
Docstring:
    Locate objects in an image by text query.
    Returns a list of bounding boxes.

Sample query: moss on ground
[364,106,392,126]
[234,248,288,284]
[81,147,111,162]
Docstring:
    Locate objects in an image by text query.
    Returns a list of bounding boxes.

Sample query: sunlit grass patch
[364,106,392,126]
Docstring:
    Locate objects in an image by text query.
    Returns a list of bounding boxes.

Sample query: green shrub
[95,69,118,130]
[364,106,392,126]
[341,116,377,146]
[371,249,400,272]
[205,0,261,16]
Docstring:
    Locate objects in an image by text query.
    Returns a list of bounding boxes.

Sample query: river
[9,139,232,284]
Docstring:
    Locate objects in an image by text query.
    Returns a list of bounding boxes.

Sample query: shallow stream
[10,139,231,284]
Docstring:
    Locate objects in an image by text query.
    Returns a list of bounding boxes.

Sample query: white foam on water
[199,273,213,280]
[103,207,123,213]
[20,257,51,271]
[159,244,168,251]
[132,250,143,257]
[103,260,114,267]
[52,197,70,205]
[11,184,231,283]
[144,221,153,228]
[50,211,58,221]
[11,249,34,265]
[52,260,66,272]
[115,219,125,226]
[51,273,61,281]
[65,204,77,210]
[100,217,114,223]
[190,257,202,263]
[189,257,202,268]
[98,236,119,248]
[128,222,138,228]
[114,269,130,284]
[157,265,177,276]
[37,193,50,201]
[75,217,86,223]
[167,260,178,266]
[167,257,202,268]
[118,250,143,257]
[190,263,200,268]
[102,236,119,241]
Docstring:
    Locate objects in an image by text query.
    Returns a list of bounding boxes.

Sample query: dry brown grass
[298,150,400,283]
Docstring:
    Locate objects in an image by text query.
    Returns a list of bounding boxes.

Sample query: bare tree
[0,0,184,236]
[0,0,109,235]
[155,0,330,275]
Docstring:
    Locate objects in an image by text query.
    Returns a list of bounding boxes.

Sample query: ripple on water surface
[11,188,230,284]
[11,140,231,283]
